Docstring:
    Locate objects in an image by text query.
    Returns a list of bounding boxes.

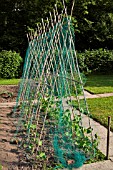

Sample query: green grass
[72,96,113,131]
[0,79,20,85]
[0,164,2,170]
[86,150,105,164]
[85,74,113,94]
[87,96,113,131]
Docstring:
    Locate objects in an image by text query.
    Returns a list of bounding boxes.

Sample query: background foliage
[0,50,22,78]
[77,49,113,74]
[0,0,113,57]
[0,0,113,77]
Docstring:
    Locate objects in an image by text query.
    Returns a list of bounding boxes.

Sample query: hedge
[0,49,113,78]
[0,50,23,78]
[77,48,113,74]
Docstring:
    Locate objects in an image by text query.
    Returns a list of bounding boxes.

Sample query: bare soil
[0,86,107,169]
[0,107,19,169]
[0,86,29,169]
[0,107,33,170]
[0,85,19,103]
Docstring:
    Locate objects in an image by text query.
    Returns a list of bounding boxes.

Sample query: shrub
[77,49,113,74]
[0,50,23,78]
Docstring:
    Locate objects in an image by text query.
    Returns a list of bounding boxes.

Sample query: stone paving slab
[81,114,113,157]
[97,93,113,97]
[0,90,113,107]
[61,160,113,170]
[77,160,113,170]
[62,98,113,158]
[79,91,113,99]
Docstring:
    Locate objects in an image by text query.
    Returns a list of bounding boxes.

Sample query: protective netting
[13,4,97,170]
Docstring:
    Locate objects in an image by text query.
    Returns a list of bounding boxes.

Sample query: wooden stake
[106,116,111,160]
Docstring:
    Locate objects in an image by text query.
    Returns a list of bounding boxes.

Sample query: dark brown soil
[0,107,19,169]
[0,85,19,103]
[0,107,33,170]
[0,86,30,169]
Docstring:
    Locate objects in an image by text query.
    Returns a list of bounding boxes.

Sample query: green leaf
[36,152,46,159]
[39,140,42,146]
[39,152,46,158]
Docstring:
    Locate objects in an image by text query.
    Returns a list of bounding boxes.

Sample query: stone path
[84,90,113,99]
[83,91,113,158]
[80,90,113,170]
[80,160,113,170]
[73,90,113,100]
[1,90,113,108]
[62,160,113,170]
[62,90,113,170]
[62,97,113,157]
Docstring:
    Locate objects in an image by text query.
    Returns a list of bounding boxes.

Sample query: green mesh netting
[13,7,97,170]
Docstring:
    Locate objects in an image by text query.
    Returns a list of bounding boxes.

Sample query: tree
[0,0,28,57]
[72,0,113,50]
[0,0,113,58]
[0,0,61,57]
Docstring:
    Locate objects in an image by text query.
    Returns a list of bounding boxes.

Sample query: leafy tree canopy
[0,0,113,57]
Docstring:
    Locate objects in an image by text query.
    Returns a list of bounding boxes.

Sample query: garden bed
[0,106,106,169]
[0,107,36,169]
[0,85,19,103]
[0,85,107,169]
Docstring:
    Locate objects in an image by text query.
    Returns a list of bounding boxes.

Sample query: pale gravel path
[62,160,113,170]
[1,90,113,108]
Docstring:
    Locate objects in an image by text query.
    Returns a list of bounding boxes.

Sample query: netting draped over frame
[14,10,97,170]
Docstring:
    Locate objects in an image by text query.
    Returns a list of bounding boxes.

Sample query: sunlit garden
[0,0,113,169]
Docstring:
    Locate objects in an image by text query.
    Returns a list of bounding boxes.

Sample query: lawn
[0,79,20,85]
[0,164,2,170]
[85,74,113,94]
[88,96,113,131]
[72,96,113,131]
[83,74,113,130]
[73,75,113,131]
